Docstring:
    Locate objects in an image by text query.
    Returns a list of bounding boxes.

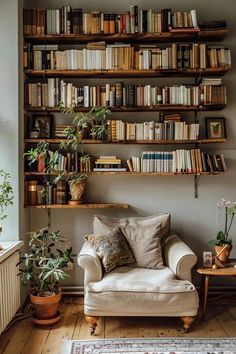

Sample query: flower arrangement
[208,198,236,247]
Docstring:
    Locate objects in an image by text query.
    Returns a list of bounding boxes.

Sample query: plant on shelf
[67,172,88,205]
[24,142,60,174]
[0,170,14,246]
[17,228,75,324]
[208,198,236,262]
[59,103,111,142]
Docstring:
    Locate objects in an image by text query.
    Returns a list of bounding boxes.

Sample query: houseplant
[67,172,88,205]
[208,198,236,262]
[0,170,14,247]
[59,104,111,142]
[18,228,75,324]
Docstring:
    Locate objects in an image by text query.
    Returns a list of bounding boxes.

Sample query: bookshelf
[23,5,230,204]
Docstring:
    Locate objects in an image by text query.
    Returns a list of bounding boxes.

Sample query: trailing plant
[18,228,75,296]
[59,104,111,146]
[0,170,14,222]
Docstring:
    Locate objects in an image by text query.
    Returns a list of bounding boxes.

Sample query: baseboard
[61,286,84,296]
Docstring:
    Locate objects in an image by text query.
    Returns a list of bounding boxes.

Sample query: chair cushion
[84,228,135,273]
[93,214,170,243]
[120,224,164,269]
[85,266,198,317]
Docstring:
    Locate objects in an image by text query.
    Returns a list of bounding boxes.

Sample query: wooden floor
[1,296,236,354]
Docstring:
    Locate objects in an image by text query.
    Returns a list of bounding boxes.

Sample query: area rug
[60,338,236,354]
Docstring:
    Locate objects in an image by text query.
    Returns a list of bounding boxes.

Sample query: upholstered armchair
[78,214,199,335]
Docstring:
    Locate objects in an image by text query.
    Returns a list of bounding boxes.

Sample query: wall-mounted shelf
[24,171,225,177]
[24,138,227,144]
[24,67,231,78]
[24,29,228,43]
[25,105,226,112]
[25,203,129,209]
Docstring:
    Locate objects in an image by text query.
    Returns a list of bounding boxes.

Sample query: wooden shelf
[25,203,129,209]
[25,104,226,112]
[24,171,225,176]
[24,138,227,144]
[24,29,228,43]
[24,67,231,78]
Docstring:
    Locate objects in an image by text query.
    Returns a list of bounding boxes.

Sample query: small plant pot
[215,244,232,262]
[30,290,61,321]
[69,180,86,202]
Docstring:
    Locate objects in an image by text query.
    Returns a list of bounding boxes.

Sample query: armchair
[78,215,199,335]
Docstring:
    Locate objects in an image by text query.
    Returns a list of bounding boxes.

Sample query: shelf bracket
[194,175,201,198]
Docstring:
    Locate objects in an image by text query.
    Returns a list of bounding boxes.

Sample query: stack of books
[199,20,227,31]
[54,124,75,138]
[93,155,126,171]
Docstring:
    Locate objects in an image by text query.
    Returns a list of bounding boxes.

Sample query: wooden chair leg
[85,316,100,335]
[180,316,195,333]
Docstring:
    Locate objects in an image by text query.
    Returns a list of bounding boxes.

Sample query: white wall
[0,0,19,241]
[24,0,236,287]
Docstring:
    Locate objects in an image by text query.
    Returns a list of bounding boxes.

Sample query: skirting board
[61,285,236,296]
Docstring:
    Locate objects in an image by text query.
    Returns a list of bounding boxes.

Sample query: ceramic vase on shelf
[68,180,86,205]
[215,244,232,262]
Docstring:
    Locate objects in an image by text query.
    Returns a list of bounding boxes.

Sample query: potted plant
[0,170,14,248]
[67,172,88,205]
[18,228,75,324]
[59,104,111,142]
[208,198,236,262]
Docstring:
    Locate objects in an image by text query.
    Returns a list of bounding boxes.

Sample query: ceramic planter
[30,289,61,323]
[215,244,232,262]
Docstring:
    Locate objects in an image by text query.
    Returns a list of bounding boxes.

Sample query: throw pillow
[84,228,135,273]
[93,214,170,243]
[119,224,164,269]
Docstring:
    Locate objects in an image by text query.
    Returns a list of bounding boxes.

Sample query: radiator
[0,251,21,334]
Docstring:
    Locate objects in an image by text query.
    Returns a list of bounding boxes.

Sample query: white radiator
[0,250,21,334]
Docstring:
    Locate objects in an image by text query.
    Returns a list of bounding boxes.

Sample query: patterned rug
[60,338,236,354]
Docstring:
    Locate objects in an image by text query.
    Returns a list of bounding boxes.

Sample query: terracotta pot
[215,244,232,262]
[69,179,86,201]
[29,290,61,320]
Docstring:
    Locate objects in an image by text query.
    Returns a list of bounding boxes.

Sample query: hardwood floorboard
[1,299,234,354]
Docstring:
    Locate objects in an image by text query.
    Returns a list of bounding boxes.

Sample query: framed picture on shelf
[205,117,226,139]
[31,114,52,138]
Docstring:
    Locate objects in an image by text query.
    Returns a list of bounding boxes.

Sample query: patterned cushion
[84,228,135,272]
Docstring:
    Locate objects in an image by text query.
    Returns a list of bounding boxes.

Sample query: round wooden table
[197,260,236,320]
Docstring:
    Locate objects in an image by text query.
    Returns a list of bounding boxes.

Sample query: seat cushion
[120,224,164,269]
[84,228,135,273]
[85,266,199,317]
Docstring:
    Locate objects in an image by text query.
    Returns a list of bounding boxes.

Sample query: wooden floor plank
[1,319,34,354]
[41,301,79,354]
[21,326,51,354]
[2,298,236,353]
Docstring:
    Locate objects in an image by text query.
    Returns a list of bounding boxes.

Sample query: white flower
[217,198,231,208]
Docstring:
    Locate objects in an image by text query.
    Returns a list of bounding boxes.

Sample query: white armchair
[78,216,199,335]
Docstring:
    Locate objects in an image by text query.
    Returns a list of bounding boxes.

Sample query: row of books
[23,7,199,36]
[25,180,69,205]
[25,43,231,71]
[24,43,231,71]
[25,80,227,108]
[29,151,93,173]
[128,150,226,173]
[107,119,200,141]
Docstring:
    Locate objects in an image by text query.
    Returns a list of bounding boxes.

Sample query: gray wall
[23,0,236,287]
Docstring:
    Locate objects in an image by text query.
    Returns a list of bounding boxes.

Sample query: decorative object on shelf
[17,228,75,324]
[31,114,52,138]
[68,173,87,205]
[208,198,236,262]
[205,117,226,139]
[0,170,14,248]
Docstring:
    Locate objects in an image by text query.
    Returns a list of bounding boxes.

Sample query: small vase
[69,180,86,203]
[215,244,232,262]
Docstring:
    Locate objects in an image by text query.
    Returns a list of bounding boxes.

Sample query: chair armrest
[164,234,197,281]
[77,242,103,287]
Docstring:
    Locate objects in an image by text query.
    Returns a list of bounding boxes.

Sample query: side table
[197,260,236,320]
